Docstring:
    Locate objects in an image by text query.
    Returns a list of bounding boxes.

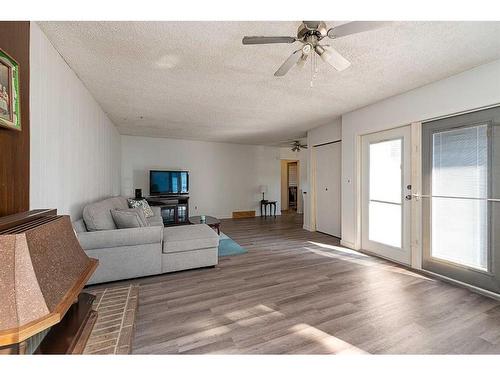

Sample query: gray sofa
[73,196,219,285]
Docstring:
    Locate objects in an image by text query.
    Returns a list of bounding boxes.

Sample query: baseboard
[303,225,314,232]
[340,240,356,249]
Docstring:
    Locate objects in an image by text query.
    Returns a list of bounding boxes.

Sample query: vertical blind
[431,124,489,270]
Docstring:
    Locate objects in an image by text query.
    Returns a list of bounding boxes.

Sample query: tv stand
[146,196,189,226]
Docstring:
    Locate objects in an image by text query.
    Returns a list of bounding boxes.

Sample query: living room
[2,0,500,373]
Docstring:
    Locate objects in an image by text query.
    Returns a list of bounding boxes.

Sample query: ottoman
[162,224,219,273]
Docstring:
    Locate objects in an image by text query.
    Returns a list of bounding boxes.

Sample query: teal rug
[218,232,247,257]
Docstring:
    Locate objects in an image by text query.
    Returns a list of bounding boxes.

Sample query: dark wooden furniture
[0,22,30,217]
[260,200,277,217]
[189,215,221,235]
[147,195,189,226]
[232,211,256,219]
[0,209,98,354]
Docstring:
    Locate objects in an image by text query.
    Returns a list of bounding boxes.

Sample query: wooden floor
[115,214,500,354]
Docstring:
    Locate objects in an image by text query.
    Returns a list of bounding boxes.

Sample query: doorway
[361,126,412,265]
[281,160,301,214]
[315,141,341,237]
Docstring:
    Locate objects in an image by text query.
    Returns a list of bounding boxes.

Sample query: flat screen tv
[149,170,189,196]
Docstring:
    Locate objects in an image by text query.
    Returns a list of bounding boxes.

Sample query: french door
[361,126,412,264]
[422,106,500,293]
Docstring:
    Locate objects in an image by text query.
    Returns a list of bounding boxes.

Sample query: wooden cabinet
[147,196,189,226]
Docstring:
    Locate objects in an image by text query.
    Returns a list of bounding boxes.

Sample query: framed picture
[0,49,21,131]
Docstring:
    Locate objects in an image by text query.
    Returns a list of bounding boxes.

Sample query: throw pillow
[127,198,154,218]
[111,208,148,229]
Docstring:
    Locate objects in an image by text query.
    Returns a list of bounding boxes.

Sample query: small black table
[189,215,221,234]
[260,200,277,218]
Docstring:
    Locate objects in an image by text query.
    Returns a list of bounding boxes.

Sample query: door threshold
[315,230,341,240]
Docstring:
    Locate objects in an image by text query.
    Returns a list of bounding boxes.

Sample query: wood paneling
[29,23,121,219]
[0,22,30,217]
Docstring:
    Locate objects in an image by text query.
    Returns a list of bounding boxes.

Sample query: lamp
[260,185,268,201]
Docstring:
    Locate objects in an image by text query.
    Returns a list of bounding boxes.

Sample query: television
[149,170,189,196]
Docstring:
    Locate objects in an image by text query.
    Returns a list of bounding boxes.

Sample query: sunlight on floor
[308,241,369,257]
[224,304,285,327]
[307,241,433,281]
[289,323,368,354]
[303,246,374,268]
[176,325,232,347]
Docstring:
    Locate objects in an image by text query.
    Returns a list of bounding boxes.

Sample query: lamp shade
[260,185,268,193]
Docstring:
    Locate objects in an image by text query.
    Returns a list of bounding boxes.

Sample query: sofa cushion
[83,196,129,231]
[128,198,154,218]
[78,226,163,250]
[163,224,219,253]
[111,208,148,229]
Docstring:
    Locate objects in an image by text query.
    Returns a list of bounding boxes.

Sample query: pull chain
[310,50,320,88]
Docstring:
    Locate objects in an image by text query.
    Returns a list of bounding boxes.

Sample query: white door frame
[361,125,412,265]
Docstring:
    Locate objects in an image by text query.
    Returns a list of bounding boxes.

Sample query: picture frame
[0,48,21,131]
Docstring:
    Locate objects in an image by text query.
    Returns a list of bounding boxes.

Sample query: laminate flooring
[101,214,500,354]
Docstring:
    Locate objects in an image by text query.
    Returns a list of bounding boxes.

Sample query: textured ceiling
[38,21,500,145]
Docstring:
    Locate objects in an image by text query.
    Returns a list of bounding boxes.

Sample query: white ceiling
[38,21,500,145]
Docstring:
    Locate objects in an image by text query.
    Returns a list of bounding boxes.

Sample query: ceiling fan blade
[315,45,351,72]
[242,36,296,45]
[327,21,391,39]
[274,49,302,77]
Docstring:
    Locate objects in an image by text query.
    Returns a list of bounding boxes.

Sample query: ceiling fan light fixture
[242,20,388,77]
[314,45,328,60]
[302,44,312,54]
[314,45,351,72]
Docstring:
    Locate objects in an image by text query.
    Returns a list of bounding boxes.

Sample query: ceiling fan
[291,140,307,152]
[242,21,390,77]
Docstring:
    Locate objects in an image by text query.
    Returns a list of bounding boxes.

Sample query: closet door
[315,142,341,237]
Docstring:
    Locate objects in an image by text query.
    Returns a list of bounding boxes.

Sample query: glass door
[422,106,500,292]
[160,206,176,225]
[361,126,412,264]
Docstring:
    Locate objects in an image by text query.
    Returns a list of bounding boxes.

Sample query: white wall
[30,23,121,220]
[341,59,500,249]
[304,119,342,231]
[121,135,281,219]
[308,118,342,147]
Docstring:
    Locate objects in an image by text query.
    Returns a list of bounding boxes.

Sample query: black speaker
[135,189,142,199]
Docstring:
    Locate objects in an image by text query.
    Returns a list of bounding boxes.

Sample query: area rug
[219,232,247,256]
[83,284,138,354]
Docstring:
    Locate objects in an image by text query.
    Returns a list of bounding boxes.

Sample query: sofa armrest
[77,226,163,250]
